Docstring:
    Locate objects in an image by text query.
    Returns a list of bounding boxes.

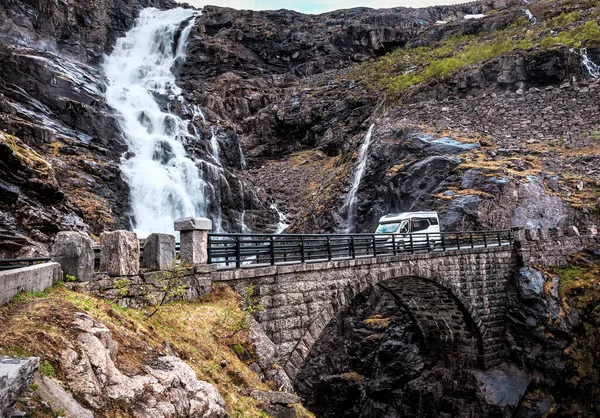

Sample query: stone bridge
[211,227,599,379]
[45,221,600,382]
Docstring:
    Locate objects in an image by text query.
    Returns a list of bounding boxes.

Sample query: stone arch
[283,273,487,379]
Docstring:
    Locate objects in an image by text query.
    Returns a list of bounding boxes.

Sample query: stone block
[565,225,580,237]
[180,229,208,265]
[100,231,139,277]
[51,231,95,282]
[0,356,39,417]
[142,233,175,271]
[173,217,212,232]
[0,263,61,306]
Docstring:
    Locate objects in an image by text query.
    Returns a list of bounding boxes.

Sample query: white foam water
[343,124,375,233]
[270,204,290,234]
[102,8,210,237]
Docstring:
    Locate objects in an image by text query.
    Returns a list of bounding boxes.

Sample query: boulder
[51,231,95,281]
[61,313,227,417]
[565,225,580,237]
[249,320,294,392]
[34,373,94,418]
[142,233,175,271]
[474,364,530,408]
[0,356,39,417]
[100,231,139,277]
[249,389,301,405]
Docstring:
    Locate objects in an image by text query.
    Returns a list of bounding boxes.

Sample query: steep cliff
[1,0,599,253]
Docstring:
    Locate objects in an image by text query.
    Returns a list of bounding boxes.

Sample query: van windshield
[376,221,408,234]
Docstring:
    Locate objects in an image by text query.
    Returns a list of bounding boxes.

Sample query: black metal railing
[0,257,52,271]
[207,230,513,268]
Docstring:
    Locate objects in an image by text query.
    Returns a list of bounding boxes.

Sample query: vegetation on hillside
[0,283,313,418]
[349,1,600,93]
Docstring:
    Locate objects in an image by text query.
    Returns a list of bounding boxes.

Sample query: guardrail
[0,257,52,271]
[207,230,514,268]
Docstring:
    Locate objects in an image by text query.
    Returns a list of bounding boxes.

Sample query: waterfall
[270,204,290,234]
[343,124,375,233]
[209,126,221,165]
[103,8,218,237]
[523,9,536,24]
[579,48,600,78]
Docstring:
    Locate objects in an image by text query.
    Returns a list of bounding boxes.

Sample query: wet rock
[474,363,530,408]
[0,356,39,418]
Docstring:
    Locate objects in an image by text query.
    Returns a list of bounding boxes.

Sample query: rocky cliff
[1,0,599,250]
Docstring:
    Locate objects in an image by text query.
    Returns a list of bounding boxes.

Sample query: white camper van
[375,212,441,248]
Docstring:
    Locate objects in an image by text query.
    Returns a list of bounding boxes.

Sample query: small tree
[212,284,265,339]
[145,260,189,319]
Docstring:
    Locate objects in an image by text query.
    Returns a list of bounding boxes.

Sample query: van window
[376,223,400,234]
[412,218,430,232]
[429,217,439,225]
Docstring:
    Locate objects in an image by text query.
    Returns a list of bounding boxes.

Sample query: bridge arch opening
[292,277,486,417]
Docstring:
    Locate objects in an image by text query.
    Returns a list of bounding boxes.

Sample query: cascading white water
[103,8,212,237]
[343,124,375,233]
[209,126,221,165]
[580,48,600,78]
[270,204,290,234]
[523,9,536,24]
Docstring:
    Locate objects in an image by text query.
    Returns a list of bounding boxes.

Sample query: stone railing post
[174,217,212,264]
[51,231,94,281]
[100,230,140,276]
[143,233,176,270]
[511,227,525,247]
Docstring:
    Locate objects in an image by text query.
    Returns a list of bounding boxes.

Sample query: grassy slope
[349,0,600,94]
[0,284,313,418]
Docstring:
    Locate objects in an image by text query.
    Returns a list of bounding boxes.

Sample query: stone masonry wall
[70,265,215,308]
[516,231,600,268]
[214,246,517,378]
[0,262,62,306]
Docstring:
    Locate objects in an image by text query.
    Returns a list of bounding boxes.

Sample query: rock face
[60,312,227,417]
[100,230,140,276]
[0,356,39,417]
[34,373,94,418]
[51,231,95,281]
[294,285,534,417]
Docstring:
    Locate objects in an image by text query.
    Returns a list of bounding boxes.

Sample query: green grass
[349,9,600,93]
[556,265,585,285]
[39,360,55,377]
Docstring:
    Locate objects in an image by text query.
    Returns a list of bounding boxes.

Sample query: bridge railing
[207,230,513,268]
[0,257,52,271]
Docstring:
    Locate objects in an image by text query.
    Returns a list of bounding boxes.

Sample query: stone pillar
[174,217,212,265]
[525,229,538,241]
[565,226,580,237]
[51,231,95,282]
[511,227,525,247]
[143,233,175,270]
[100,231,139,276]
